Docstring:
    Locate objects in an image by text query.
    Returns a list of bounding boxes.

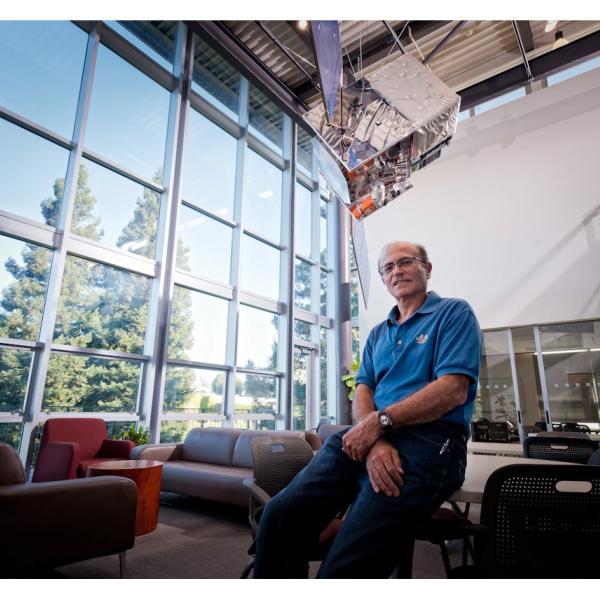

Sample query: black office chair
[240,436,343,578]
[588,449,600,465]
[560,422,591,433]
[451,464,600,578]
[524,435,597,464]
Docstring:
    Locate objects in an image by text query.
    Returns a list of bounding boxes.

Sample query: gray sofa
[131,427,321,507]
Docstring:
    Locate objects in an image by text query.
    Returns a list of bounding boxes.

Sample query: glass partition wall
[479,321,600,441]
[0,21,340,466]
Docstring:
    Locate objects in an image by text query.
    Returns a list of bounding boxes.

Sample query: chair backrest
[478,464,600,577]
[560,422,590,433]
[316,423,349,444]
[523,435,596,464]
[40,418,108,459]
[0,443,26,486]
[250,436,314,499]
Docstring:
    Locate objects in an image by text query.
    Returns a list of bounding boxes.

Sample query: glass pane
[192,36,241,120]
[183,109,237,220]
[105,421,137,439]
[168,287,228,364]
[297,128,313,175]
[86,44,170,180]
[0,235,52,340]
[248,83,283,152]
[295,258,311,310]
[320,328,328,419]
[234,373,277,415]
[163,366,225,413]
[233,419,276,431]
[243,150,282,241]
[292,350,307,430]
[351,270,359,318]
[42,354,142,412]
[239,235,280,299]
[105,21,177,71]
[476,330,518,424]
[539,321,600,426]
[176,205,232,284]
[320,200,328,266]
[294,320,311,341]
[160,419,221,443]
[352,328,360,364]
[320,269,328,317]
[237,305,278,370]
[54,256,151,353]
[0,348,33,412]
[511,326,545,431]
[474,87,526,115]
[295,183,312,258]
[74,160,159,258]
[0,21,87,137]
[0,422,23,450]
[0,118,70,226]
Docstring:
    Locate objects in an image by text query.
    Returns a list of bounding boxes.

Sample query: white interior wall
[359,67,600,339]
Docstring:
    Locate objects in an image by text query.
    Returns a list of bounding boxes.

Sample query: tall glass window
[86,44,170,180]
[248,83,283,152]
[237,305,278,370]
[183,109,238,220]
[0,119,70,226]
[0,21,87,137]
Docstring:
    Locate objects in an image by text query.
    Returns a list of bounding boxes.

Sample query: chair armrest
[0,476,137,573]
[32,441,80,482]
[130,443,183,462]
[243,477,271,506]
[98,438,135,458]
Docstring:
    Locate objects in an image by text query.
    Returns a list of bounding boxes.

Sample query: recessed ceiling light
[298,20,309,31]
[545,20,559,33]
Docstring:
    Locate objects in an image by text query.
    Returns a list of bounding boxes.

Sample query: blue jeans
[253,420,467,578]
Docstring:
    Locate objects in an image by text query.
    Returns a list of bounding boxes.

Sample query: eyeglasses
[378,256,427,277]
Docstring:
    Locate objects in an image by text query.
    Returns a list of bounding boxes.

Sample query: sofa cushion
[182,427,240,465]
[161,461,252,507]
[232,429,306,468]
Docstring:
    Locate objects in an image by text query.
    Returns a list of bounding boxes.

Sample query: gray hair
[378,242,429,269]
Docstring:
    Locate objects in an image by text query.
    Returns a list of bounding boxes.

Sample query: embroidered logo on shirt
[415,334,428,345]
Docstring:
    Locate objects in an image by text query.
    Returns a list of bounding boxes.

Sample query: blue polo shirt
[355,291,482,432]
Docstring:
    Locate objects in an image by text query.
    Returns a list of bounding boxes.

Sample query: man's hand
[341,412,381,462]
[365,439,404,497]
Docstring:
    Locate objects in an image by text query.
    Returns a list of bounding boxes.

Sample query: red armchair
[32,418,135,482]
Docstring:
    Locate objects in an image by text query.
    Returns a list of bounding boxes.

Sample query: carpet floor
[53,494,478,579]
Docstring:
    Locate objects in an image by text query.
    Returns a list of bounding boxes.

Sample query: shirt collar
[386,291,441,326]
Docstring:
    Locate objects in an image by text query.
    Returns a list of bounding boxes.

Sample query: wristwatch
[377,409,393,431]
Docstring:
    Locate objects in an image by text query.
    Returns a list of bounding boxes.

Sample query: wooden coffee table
[87,459,163,535]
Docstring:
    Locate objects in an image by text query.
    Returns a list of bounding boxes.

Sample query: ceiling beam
[512,20,533,81]
[458,29,600,110]
[422,20,466,65]
[514,20,534,52]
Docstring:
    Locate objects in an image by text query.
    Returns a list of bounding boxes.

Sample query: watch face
[379,412,392,427]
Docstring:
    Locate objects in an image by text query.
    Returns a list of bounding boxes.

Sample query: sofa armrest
[98,438,135,458]
[130,443,183,462]
[0,476,137,574]
[32,441,80,482]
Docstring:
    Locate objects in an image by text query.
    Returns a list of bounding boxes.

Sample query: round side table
[87,459,163,535]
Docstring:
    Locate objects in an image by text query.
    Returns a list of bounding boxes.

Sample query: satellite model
[305,23,460,221]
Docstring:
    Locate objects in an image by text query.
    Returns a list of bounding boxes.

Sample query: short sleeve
[355,329,376,390]
[434,307,482,383]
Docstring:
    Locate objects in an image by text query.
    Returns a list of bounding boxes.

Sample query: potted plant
[117,424,150,446]
[341,358,361,401]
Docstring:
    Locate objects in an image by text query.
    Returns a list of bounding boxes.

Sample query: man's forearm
[385,375,469,428]
[352,384,376,423]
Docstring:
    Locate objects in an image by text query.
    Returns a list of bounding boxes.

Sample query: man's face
[380,243,432,302]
